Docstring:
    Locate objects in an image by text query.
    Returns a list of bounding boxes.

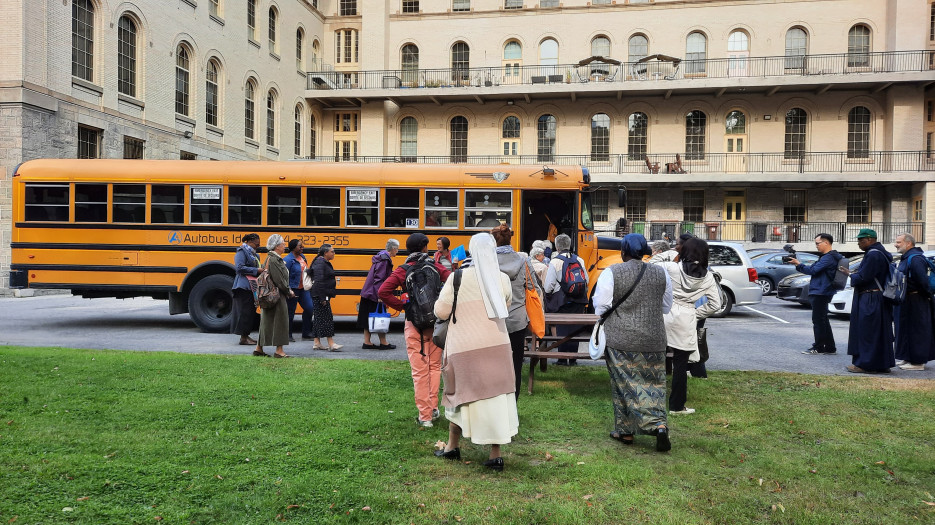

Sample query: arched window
[309,114,317,158]
[451,42,470,82]
[401,44,419,85]
[785,27,808,70]
[205,59,220,127]
[296,28,305,70]
[537,114,556,162]
[311,40,320,70]
[627,112,648,160]
[590,36,611,76]
[268,7,278,53]
[784,108,807,159]
[503,41,522,80]
[727,31,749,76]
[244,80,256,139]
[590,113,610,162]
[117,15,137,97]
[685,110,706,160]
[294,105,303,157]
[686,32,707,75]
[502,116,520,156]
[175,45,191,116]
[628,34,648,64]
[266,90,277,147]
[400,116,418,161]
[539,38,558,66]
[847,24,871,67]
[847,106,871,159]
[450,116,468,163]
[72,0,95,82]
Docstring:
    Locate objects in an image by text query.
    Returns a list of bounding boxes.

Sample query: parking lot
[0,293,930,378]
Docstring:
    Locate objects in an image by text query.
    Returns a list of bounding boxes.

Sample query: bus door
[519,190,576,253]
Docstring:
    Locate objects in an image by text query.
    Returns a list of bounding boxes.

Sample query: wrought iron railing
[307,50,933,90]
[606,220,924,244]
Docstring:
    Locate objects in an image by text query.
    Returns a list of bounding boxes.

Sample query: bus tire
[188,274,235,333]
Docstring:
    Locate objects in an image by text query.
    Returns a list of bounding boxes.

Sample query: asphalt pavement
[0,294,931,378]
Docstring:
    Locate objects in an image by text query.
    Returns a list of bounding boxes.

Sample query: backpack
[255,257,281,309]
[881,263,907,304]
[403,258,443,331]
[906,254,935,295]
[831,255,849,291]
[556,253,588,302]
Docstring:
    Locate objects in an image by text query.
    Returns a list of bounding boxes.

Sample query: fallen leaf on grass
[758,478,763,486]
[286,505,300,509]
[181,470,189,474]
[62,508,74,513]
[922,501,935,506]
[416,503,425,508]
[76,497,89,501]
[154,517,163,521]
[809,469,817,474]
[104,452,116,458]
[576,462,585,465]
[215,475,223,480]
[454,516,463,522]
[8,516,18,523]
[582,494,593,500]
[535,494,544,499]
[6,420,12,425]
[362,506,371,511]
[544,453,554,461]
[875,461,886,465]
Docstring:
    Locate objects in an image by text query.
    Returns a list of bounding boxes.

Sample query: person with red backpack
[543,233,590,366]
[379,233,452,427]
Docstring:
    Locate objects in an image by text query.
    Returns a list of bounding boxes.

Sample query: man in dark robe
[893,233,935,371]
[843,228,895,374]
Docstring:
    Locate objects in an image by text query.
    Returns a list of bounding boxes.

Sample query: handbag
[524,262,546,339]
[368,301,391,334]
[255,257,281,309]
[303,267,314,291]
[589,263,647,360]
[697,326,709,364]
[432,270,462,349]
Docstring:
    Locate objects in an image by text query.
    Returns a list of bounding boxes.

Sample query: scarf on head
[469,233,508,319]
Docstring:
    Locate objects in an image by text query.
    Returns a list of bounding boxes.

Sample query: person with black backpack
[789,233,844,355]
[543,233,590,366]
[379,233,452,427]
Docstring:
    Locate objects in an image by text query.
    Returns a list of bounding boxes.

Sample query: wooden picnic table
[523,312,600,394]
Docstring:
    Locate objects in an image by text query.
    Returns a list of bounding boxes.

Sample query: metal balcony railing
[306,50,934,90]
[609,221,924,244]
[298,151,935,174]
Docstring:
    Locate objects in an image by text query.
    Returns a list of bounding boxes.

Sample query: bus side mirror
[617,188,627,208]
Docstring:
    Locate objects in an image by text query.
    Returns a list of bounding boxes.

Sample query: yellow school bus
[10,159,603,331]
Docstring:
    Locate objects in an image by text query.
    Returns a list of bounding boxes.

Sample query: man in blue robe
[842,228,895,374]
[893,233,935,371]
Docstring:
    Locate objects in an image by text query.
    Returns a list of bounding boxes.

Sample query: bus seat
[350,213,368,225]
[151,209,166,223]
[228,210,240,224]
[113,208,132,223]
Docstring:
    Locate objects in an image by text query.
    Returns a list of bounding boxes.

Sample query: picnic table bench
[523,313,600,394]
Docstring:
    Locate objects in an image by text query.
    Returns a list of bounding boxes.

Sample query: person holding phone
[788,233,843,355]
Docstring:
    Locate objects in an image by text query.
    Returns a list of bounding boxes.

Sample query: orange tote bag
[524,262,546,339]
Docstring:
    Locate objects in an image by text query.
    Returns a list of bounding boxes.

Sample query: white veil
[469,233,509,319]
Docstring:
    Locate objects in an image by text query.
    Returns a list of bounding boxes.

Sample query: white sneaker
[416,418,433,428]
[670,407,696,415]
[898,363,925,371]
[431,408,440,421]
[895,359,907,366]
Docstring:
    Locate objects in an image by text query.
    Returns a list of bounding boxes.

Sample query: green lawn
[1,346,933,524]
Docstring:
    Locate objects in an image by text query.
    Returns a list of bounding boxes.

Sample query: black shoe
[555,359,568,366]
[656,427,671,452]
[301,335,314,341]
[434,448,461,460]
[483,457,504,471]
[289,336,296,343]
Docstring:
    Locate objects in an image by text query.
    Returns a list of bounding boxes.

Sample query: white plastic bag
[588,322,606,360]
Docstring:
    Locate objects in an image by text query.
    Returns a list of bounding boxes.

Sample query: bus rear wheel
[188,275,235,333]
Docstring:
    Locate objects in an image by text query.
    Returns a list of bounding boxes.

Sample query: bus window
[228,186,262,225]
[268,187,301,226]
[24,184,69,222]
[425,189,458,228]
[580,191,594,231]
[465,190,511,228]
[191,186,222,224]
[385,188,419,228]
[307,187,340,226]
[113,184,146,223]
[151,185,184,224]
[75,183,107,222]
[346,187,379,227]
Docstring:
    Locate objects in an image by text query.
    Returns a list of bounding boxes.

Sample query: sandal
[610,431,634,445]
[313,344,326,351]
[328,344,343,352]
[252,350,271,357]
[273,353,291,358]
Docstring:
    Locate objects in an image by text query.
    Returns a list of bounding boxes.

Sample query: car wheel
[756,277,774,295]
[710,286,734,318]
[188,274,235,333]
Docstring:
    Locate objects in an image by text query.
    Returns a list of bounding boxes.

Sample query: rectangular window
[247,0,256,40]
[210,0,220,17]
[464,190,511,228]
[783,190,807,222]
[25,184,69,222]
[78,126,101,159]
[72,0,94,81]
[928,132,933,159]
[593,190,609,223]
[625,189,647,222]
[452,0,471,10]
[928,101,933,122]
[181,151,197,160]
[306,187,340,226]
[385,188,420,228]
[228,186,262,225]
[683,190,704,222]
[340,0,357,16]
[425,189,458,228]
[846,189,870,223]
[505,0,522,8]
[267,186,301,226]
[191,185,222,224]
[151,185,184,224]
[346,187,378,226]
[402,0,419,12]
[75,183,107,222]
[931,2,935,40]
[113,184,146,223]
[334,141,358,161]
[334,113,359,132]
[914,198,924,221]
[123,136,144,159]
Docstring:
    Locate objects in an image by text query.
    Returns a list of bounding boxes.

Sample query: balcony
[305,50,933,105]
[612,221,924,245]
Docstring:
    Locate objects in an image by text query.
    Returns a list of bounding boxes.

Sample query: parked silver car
[708,241,764,317]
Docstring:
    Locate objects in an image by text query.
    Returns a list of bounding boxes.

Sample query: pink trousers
[404,321,443,422]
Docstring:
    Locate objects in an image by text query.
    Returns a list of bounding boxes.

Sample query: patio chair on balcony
[644,156,660,174]
[665,153,686,174]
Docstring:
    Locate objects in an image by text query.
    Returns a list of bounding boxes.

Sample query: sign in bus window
[113,184,146,223]
[24,184,69,222]
[425,189,458,228]
[385,188,419,228]
[268,187,301,226]
[229,186,262,225]
[465,190,511,228]
[151,185,184,224]
[191,186,222,224]
[307,188,340,226]
[346,187,378,227]
[75,183,107,222]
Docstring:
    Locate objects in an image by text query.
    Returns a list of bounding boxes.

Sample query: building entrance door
[722,190,746,240]
[724,135,747,172]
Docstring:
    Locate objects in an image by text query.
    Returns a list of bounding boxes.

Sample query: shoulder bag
[432,270,462,349]
[303,266,314,291]
[255,257,281,309]
[589,263,647,360]
[368,301,391,334]
[524,262,546,339]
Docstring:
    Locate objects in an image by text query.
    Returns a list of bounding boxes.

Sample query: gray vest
[603,260,667,353]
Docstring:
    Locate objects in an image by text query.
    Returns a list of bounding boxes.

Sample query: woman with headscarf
[662,237,721,415]
[592,234,673,451]
[309,244,343,351]
[255,234,294,358]
[433,233,517,471]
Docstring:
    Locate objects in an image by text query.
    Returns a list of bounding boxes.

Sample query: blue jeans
[287,288,314,338]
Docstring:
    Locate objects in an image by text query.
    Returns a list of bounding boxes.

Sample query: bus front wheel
[188,275,235,333]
